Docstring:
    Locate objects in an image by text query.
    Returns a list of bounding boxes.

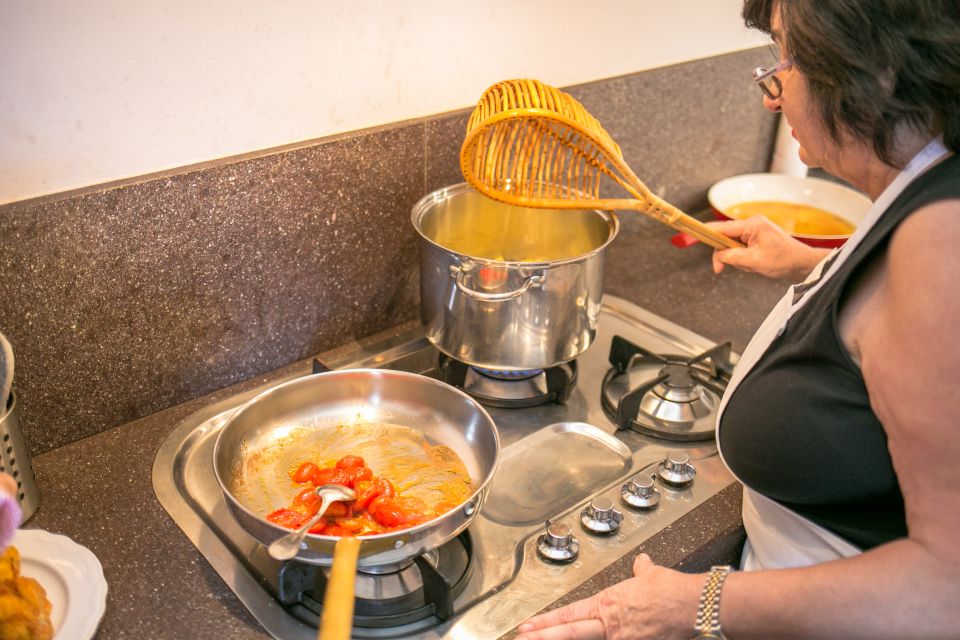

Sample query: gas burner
[601,335,733,441]
[470,366,543,381]
[438,354,577,408]
[268,533,473,637]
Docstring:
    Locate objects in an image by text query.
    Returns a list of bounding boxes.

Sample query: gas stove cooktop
[152,295,737,639]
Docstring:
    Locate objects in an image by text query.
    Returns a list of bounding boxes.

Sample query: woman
[518,1,960,638]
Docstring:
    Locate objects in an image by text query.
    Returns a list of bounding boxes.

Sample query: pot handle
[450,265,545,302]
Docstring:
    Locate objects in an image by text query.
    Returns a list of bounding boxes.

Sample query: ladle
[267,484,356,561]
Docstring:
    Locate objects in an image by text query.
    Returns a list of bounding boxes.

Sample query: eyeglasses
[752,59,793,99]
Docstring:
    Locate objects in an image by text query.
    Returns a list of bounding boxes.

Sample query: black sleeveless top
[719,153,960,550]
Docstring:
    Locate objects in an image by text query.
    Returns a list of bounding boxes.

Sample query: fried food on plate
[0,545,54,640]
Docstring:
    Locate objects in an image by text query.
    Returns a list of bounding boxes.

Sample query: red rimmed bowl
[707,173,872,248]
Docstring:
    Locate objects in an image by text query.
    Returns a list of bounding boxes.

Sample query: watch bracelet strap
[693,565,733,636]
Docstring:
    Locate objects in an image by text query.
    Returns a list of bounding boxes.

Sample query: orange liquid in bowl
[726,200,855,236]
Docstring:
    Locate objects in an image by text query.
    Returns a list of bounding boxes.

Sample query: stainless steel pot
[412,183,619,370]
[213,369,499,567]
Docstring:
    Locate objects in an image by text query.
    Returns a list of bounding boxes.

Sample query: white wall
[0,1,768,205]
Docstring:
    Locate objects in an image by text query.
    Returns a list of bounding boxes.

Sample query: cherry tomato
[353,480,378,511]
[336,518,366,533]
[291,462,320,484]
[336,455,365,469]
[367,494,392,516]
[324,501,348,518]
[267,508,307,529]
[313,467,350,487]
[325,524,345,537]
[372,501,412,528]
[375,496,428,527]
[344,466,373,486]
[292,487,320,514]
[293,486,319,505]
[373,476,396,498]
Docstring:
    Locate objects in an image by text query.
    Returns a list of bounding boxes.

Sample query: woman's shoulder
[898,153,960,210]
[885,197,960,314]
[891,196,960,258]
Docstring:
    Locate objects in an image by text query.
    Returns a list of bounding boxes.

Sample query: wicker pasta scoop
[460,79,743,249]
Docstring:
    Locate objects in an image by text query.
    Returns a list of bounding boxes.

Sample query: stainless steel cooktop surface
[152,295,737,639]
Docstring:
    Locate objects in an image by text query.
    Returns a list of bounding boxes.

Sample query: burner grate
[277,533,473,634]
[601,335,733,441]
[438,354,577,408]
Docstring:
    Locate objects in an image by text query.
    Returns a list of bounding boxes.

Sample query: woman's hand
[516,554,703,640]
[0,474,16,498]
[0,472,21,549]
[708,216,831,281]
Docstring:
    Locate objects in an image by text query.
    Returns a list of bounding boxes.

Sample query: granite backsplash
[0,47,785,457]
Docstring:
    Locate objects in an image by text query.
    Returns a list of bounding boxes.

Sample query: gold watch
[692,565,733,640]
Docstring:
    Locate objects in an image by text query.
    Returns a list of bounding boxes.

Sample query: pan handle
[450,264,545,302]
[318,536,361,640]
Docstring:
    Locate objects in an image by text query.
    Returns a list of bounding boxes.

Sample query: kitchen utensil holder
[0,393,40,522]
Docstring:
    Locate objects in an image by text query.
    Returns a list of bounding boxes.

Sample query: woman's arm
[708,216,831,281]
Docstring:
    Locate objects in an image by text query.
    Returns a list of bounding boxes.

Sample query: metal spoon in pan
[267,484,357,561]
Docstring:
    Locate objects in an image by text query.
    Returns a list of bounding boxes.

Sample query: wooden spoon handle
[318,536,362,640]
[673,213,745,249]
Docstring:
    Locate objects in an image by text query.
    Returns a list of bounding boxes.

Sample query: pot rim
[411,182,620,267]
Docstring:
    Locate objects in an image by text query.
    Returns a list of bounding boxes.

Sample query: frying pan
[213,368,500,567]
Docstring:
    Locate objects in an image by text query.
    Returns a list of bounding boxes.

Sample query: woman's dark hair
[742,0,960,166]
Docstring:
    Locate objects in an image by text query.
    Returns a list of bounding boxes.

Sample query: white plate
[10,528,108,640]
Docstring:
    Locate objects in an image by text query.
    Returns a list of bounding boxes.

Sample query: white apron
[715,138,951,571]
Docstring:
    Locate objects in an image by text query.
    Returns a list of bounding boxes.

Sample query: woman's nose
[763,94,782,113]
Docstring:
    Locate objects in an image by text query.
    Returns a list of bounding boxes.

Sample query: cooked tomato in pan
[267,454,467,536]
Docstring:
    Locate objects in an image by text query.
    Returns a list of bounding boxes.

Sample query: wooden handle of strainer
[620,186,743,250]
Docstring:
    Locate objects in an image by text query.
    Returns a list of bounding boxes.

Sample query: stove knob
[657,451,696,486]
[621,474,660,510]
[537,521,580,564]
[580,497,623,535]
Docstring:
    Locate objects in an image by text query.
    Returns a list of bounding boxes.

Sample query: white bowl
[707,173,871,247]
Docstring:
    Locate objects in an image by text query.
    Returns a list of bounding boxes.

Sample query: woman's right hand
[708,216,831,281]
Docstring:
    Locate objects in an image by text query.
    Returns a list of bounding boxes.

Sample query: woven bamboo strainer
[460,79,743,249]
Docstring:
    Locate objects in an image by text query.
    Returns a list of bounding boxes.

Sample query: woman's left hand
[516,553,703,640]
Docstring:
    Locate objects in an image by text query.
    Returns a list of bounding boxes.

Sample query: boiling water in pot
[231,422,472,518]
[422,192,610,262]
